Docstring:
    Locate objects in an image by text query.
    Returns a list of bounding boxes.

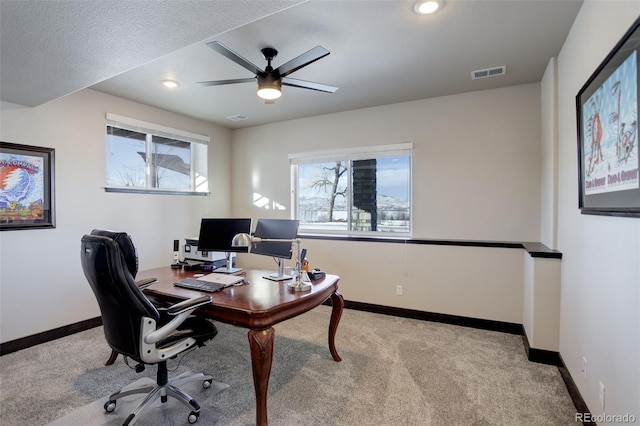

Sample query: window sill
[104,187,209,196]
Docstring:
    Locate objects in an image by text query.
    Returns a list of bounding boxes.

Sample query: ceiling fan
[197,41,338,103]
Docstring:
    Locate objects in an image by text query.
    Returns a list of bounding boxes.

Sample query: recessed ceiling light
[161,79,180,88]
[414,0,442,15]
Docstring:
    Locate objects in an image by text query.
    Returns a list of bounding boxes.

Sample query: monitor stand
[215,252,243,274]
[264,258,293,281]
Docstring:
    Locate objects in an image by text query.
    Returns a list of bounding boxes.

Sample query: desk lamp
[231,233,311,292]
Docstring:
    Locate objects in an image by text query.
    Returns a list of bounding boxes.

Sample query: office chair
[81,234,218,425]
[90,229,139,279]
[89,229,141,366]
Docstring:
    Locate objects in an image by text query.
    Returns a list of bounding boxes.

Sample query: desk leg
[248,327,275,426]
[104,349,119,366]
[329,291,344,362]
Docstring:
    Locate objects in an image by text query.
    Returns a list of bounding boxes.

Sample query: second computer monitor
[251,218,299,280]
[251,218,299,258]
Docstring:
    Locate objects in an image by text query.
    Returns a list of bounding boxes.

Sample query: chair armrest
[167,295,212,316]
[144,295,212,345]
[135,277,157,289]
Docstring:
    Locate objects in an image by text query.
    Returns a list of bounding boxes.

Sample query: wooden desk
[138,267,344,426]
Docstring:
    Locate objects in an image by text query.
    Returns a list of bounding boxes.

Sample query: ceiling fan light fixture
[199,41,337,100]
[257,87,282,100]
[257,74,282,100]
[414,0,441,15]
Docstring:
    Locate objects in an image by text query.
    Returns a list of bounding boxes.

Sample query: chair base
[104,371,214,426]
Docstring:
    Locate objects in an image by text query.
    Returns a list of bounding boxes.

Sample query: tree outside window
[293,147,411,235]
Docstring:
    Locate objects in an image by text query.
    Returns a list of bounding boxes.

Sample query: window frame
[290,143,413,237]
[105,113,210,196]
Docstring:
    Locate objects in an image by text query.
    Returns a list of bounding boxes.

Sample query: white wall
[232,84,541,323]
[0,89,231,343]
[556,0,639,419]
[232,84,542,241]
[540,58,559,249]
[239,238,524,323]
[523,255,561,351]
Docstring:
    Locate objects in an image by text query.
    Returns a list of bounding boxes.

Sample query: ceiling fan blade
[196,78,256,87]
[206,41,263,75]
[276,46,330,78]
[282,77,338,93]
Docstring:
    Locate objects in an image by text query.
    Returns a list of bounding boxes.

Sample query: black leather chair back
[81,234,159,361]
[90,229,139,278]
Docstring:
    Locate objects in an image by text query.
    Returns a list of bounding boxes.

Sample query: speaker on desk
[171,239,182,269]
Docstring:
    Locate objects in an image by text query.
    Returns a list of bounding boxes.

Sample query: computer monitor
[197,218,252,274]
[251,218,299,280]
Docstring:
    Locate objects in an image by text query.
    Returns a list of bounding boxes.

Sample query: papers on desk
[197,272,245,287]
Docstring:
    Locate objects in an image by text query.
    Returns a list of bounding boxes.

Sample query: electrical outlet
[598,382,605,410]
[396,285,403,296]
[581,357,587,379]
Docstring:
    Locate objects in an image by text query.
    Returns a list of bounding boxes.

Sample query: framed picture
[576,17,640,217]
[0,142,56,230]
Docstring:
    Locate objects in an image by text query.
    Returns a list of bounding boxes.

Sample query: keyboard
[136,277,157,286]
[174,278,225,293]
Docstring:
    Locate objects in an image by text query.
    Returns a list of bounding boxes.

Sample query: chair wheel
[188,411,199,424]
[203,379,212,389]
[104,400,116,413]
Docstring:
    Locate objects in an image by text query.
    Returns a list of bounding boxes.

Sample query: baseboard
[558,354,595,425]
[0,316,102,356]
[340,300,524,335]
[520,335,594,425]
[522,335,563,366]
[4,301,522,355]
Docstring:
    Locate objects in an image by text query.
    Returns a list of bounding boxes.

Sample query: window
[291,143,412,236]
[105,113,209,194]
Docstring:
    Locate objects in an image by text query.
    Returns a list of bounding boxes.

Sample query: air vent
[471,65,506,80]
[226,114,249,121]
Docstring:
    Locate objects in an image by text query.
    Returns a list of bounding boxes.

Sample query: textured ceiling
[0,0,301,106]
[1,0,583,129]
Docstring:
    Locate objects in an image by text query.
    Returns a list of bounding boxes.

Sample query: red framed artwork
[0,142,56,230]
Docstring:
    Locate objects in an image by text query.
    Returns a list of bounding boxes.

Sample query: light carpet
[0,306,577,425]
